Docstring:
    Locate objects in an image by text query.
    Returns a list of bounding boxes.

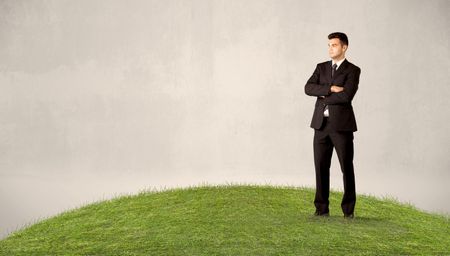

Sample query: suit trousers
[313,117,356,215]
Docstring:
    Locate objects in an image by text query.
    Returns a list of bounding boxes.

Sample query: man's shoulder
[344,59,361,72]
[316,60,331,67]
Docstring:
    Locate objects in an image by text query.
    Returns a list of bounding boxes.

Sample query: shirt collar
[332,58,346,69]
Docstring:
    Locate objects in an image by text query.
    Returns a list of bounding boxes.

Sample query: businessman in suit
[304,32,361,218]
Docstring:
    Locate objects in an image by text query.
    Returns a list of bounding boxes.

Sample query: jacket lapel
[333,59,349,78]
[326,61,333,83]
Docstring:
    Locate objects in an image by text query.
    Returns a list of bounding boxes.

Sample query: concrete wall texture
[0,0,449,238]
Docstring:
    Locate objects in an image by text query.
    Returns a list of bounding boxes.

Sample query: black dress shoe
[344,213,354,219]
[314,210,329,217]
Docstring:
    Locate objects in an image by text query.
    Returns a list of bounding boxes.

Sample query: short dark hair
[328,32,348,46]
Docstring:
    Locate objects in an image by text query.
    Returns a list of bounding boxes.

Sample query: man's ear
[343,44,348,51]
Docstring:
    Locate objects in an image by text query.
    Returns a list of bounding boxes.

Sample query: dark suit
[305,59,361,215]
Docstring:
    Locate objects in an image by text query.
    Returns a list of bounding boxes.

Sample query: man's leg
[330,131,356,216]
[313,129,334,214]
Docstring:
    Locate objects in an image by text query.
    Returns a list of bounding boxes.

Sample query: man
[304,32,361,219]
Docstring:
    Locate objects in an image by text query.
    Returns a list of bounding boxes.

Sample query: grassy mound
[0,184,448,255]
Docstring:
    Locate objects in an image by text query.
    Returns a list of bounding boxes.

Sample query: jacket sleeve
[322,67,361,105]
[304,64,332,97]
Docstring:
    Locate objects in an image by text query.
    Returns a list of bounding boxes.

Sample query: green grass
[0,184,449,255]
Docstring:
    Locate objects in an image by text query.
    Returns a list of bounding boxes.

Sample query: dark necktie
[332,63,337,78]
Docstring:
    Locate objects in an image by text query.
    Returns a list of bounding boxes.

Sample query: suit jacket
[305,59,361,132]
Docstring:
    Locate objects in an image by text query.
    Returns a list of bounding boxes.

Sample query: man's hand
[330,85,344,93]
[320,85,344,98]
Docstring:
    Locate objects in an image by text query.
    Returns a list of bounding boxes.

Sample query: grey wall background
[1,0,449,239]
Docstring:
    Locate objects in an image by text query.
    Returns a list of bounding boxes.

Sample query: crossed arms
[304,64,361,105]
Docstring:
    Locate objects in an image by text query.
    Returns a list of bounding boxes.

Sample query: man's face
[328,38,347,60]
